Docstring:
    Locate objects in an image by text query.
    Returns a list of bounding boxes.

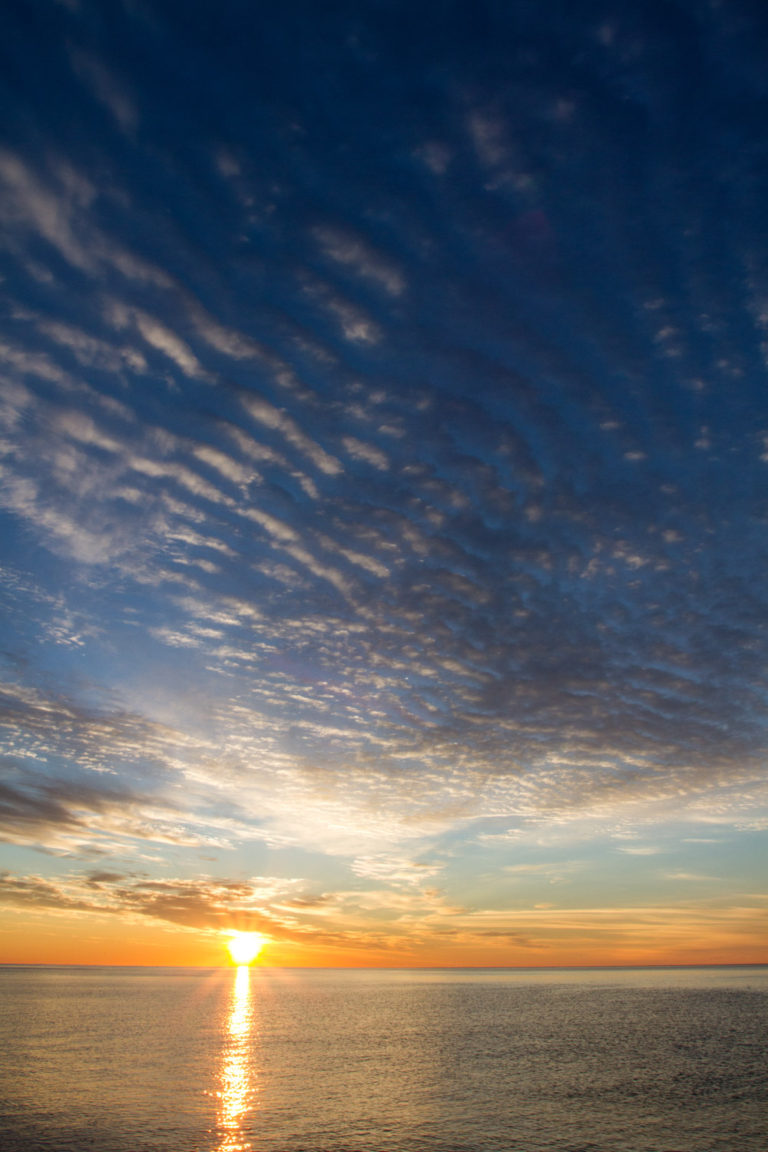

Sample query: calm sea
[0,965,766,1152]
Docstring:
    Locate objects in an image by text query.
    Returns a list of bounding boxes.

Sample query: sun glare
[225,932,264,966]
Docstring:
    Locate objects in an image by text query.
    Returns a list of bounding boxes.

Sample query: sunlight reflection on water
[1,967,767,1151]
[216,966,256,1151]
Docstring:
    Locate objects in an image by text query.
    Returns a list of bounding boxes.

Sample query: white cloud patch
[241,395,341,475]
[313,226,405,296]
[342,436,389,471]
[0,148,95,271]
[106,301,204,379]
[301,276,382,345]
[193,444,254,486]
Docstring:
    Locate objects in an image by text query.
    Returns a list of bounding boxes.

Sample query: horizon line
[2,961,766,970]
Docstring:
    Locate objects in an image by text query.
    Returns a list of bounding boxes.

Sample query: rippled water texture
[1,966,766,1152]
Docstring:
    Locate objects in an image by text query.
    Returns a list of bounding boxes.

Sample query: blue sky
[0,0,767,965]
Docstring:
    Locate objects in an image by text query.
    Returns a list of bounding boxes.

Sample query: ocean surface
[0,966,766,1152]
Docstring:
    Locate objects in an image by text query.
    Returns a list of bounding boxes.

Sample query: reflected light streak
[216,965,257,1151]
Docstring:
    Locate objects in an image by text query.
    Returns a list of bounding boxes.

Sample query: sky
[1,0,767,968]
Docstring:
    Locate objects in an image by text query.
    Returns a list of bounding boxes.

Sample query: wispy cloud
[313,226,405,297]
[68,46,139,134]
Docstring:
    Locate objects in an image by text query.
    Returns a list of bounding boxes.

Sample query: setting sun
[225,932,265,966]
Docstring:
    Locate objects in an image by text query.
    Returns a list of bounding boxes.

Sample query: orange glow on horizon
[1,908,765,969]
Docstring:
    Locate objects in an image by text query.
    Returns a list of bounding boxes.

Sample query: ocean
[0,965,766,1152]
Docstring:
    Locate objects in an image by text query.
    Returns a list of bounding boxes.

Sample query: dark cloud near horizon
[0,867,396,949]
[1,0,768,832]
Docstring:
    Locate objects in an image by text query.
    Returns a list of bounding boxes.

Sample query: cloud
[105,301,205,379]
[414,141,452,175]
[0,773,213,855]
[1,0,768,964]
[467,111,509,168]
[342,436,389,471]
[0,676,233,854]
[351,854,442,886]
[4,857,766,962]
[0,869,284,930]
[37,318,149,375]
[0,146,172,291]
[0,149,95,271]
[0,868,413,952]
[313,227,405,297]
[241,395,342,476]
[301,277,382,345]
[68,46,139,134]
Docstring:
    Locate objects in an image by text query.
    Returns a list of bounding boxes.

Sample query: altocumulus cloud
[0,0,767,955]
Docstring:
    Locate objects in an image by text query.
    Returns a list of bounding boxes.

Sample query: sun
[225,931,265,966]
